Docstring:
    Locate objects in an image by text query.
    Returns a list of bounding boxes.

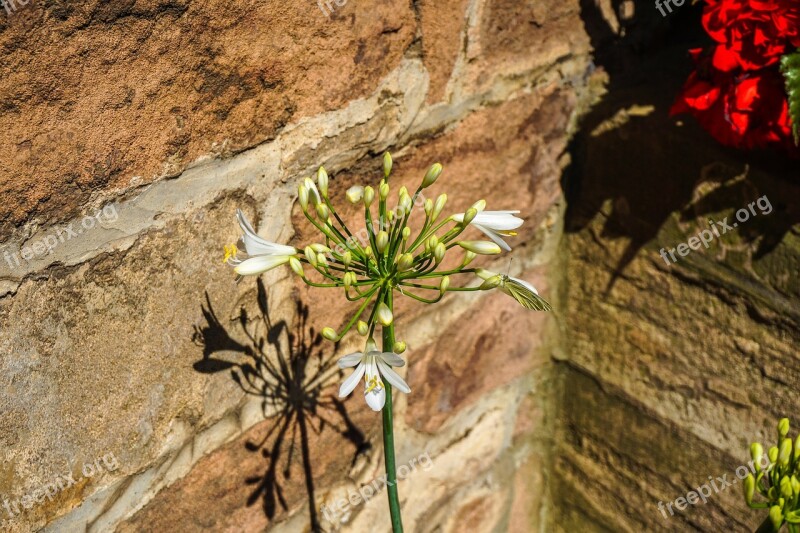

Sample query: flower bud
[432,194,447,220]
[439,275,450,293]
[792,476,800,496]
[462,250,476,267]
[376,303,393,326]
[427,235,439,249]
[343,272,354,288]
[479,275,502,290]
[364,246,374,259]
[317,253,329,269]
[346,185,365,204]
[304,246,317,266]
[315,203,330,221]
[387,210,395,223]
[424,198,433,216]
[471,199,486,212]
[462,207,478,225]
[357,320,369,336]
[795,434,800,461]
[304,177,320,205]
[770,505,783,530]
[779,418,790,438]
[743,474,755,505]
[383,152,393,178]
[751,443,764,472]
[399,194,412,215]
[397,253,414,272]
[779,438,792,466]
[342,251,352,268]
[380,181,389,201]
[393,341,406,354]
[317,166,329,197]
[310,243,330,253]
[289,257,304,278]
[321,327,338,341]
[458,241,502,255]
[421,162,442,188]
[781,476,793,499]
[434,242,446,264]
[402,227,411,241]
[376,231,389,253]
[363,186,375,207]
[769,446,780,464]
[298,183,309,210]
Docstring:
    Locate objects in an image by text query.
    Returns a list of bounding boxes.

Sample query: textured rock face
[0,1,593,532]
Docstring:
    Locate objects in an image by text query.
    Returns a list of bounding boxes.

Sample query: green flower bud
[346,185,364,204]
[779,418,791,438]
[432,194,447,220]
[393,341,406,354]
[317,166,329,196]
[421,162,442,188]
[383,152,392,178]
[357,320,369,336]
[387,210,395,223]
[744,474,755,505]
[315,203,330,221]
[364,186,375,207]
[364,246,374,258]
[310,243,330,253]
[424,198,433,216]
[792,476,800,496]
[781,476,794,499]
[458,241,502,255]
[317,253,329,269]
[343,272,354,288]
[289,257,304,278]
[376,303,393,326]
[439,275,450,293]
[342,251,352,268]
[380,181,389,201]
[479,275,502,290]
[751,443,764,472]
[298,183,309,210]
[321,327,338,341]
[402,227,411,241]
[304,246,317,266]
[769,446,779,464]
[795,434,800,461]
[434,242,446,264]
[471,199,486,212]
[462,207,478,225]
[770,505,784,530]
[397,253,414,272]
[462,250,476,267]
[779,438,792,467]
[376,231,389,253]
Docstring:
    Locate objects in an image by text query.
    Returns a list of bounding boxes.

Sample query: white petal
[380,352,405,367]
[365,385,385,411]
[337,352,364,369]
[473,212,523,231]
[377,360,411,394]
[234,255,291,276]
[475,226,511,252]
[236,210,296,256]
[451,213,465,223]
[339,363,365,397]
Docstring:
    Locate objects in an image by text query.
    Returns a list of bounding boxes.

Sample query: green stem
[381,291,403,532]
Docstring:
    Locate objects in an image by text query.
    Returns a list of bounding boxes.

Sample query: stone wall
[0,1,595,531]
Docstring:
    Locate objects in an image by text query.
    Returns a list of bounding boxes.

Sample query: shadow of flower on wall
[192,279,370,531]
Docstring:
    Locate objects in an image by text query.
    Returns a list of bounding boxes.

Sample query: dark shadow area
[565,0,800,294]
[192,280,371,532]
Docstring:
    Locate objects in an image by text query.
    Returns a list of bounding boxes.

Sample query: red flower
[703,0,800,70]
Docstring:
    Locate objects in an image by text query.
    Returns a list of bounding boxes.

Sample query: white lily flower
[476,269,552,311]
[338,339,410,411]
[452,210,523,252]
[224,210,297,276]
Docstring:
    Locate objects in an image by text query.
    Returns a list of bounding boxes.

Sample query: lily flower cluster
[744,418,800,532]
[223,153,551,412]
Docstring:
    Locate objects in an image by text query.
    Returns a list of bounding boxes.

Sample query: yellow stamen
[223,243,238,264]
[499,230,518,237]
[365,375,382,394]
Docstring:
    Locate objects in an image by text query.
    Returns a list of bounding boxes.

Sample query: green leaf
[780,51,800,145]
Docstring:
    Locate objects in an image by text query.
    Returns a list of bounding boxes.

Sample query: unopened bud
[751,443,764,471]
[393,341,406,354]
[304,177,320,206]
[779,418,790,437]
[343,272,355,288]
[383,152,393,178]
[779,438,792,466]
[304,246,317,266]
[434,242,446,264]
[342,251,352,268]
[376,231,389,253]
[770,505,783,530]
[792,476,800,496]
[310,243,330,253]
[471,199,486,212]
[380,181,389,200]
[424,198,433,216]
[346,185,365,204]
[458,241,502,255]
[321,327,338,341]
[432,194,447,220]
[439,276,450,292]
[421,162,442,188]
[317,166,329,196]
[298,184,309,210]
[364,186,375,207]
[376,303,393,326]
[479,275,502,290]
[402,227,411,241]
[781,476,793,499]
[397,253,414,272]
[317,253,329,269]
[744,474,755,505]
[357,321,369,336]
[427,235,439,249]
[462,207,478,225]
[289,257,304,278]
[315,203,330,221]
[769,446,779,464]
[462,250,477,267]
[399,194,412,215]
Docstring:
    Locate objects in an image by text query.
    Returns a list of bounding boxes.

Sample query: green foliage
[780,51,800,145]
